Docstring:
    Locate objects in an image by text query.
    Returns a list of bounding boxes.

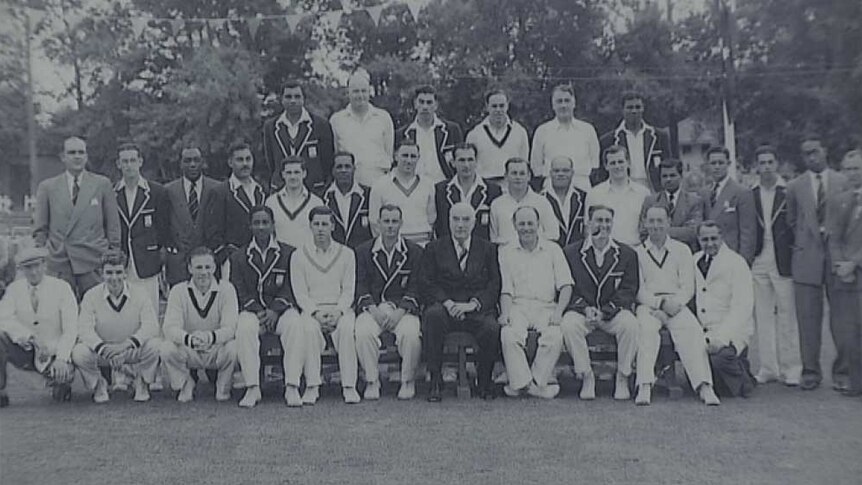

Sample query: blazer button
[700,309,705,313]
[702,288,707,292]
[33,320,39,326]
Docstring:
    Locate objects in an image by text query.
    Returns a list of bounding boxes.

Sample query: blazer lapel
[753,186,765,228]
[445,181,460,208]
[471,182,488,210]
[345,190,364,240]
[68,173,97,230]
[771,187,786,227]
[435,124,450,174]
[128,185,151,228]
[323,189,346,229]
[643,127,656,169]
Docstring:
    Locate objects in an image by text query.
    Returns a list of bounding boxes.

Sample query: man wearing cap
[0,247,79,407]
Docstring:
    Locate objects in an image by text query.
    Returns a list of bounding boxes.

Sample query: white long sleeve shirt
[635,236,694,310]
[694,244,755,352]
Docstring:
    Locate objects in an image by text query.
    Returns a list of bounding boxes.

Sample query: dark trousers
[708,346,754,398]
[423,303,501,389]
[795,281,847,384]
[832,289,862,391]
[49,261,101,301]
[0,332,37,391]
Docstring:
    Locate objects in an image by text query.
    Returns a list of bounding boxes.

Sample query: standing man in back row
[701,146,756,265]
[465,89,530,185]
[396,85,463,185]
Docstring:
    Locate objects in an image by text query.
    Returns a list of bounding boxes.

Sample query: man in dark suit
[639,159,703,250]
[700,146,757,265]
[599,91,674,192]
[560,205,640,400]
[33,136,121,299]
[322,151,372,249]
[786,134,850,390]
[396,85,463,184]
[203,141,267,280]
[260,79,335,194]
[434,143,501,241]
[541,156,587,246]
[164,146,219,286]
[420,202,501,401]
[231,205,297,408]
[750,145,800,386]
[114,143,172,313]
[826,150,862,396]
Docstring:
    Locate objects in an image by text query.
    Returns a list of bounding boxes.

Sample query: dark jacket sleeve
[601,247,639,318]
[736,187,757,265]
[354,244,377,312]
[396,244,424,315]
[270,247,297,314]
[318,117,335,190]
[474,242,501,313]
[419,243,449,306]
[433,183,447,239]
[564,246,589,314]
[204,184,230,266]
[229,250,263,314]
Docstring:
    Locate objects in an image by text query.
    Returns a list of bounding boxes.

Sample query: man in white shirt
[465,89,530,183]
[634,203,719,406]
[489,158,559,246]
[265,157,324,249]
[499,207,573,399]
[587,145,651,246]
[530,84,600,191]
[396,85,463,184]
[330,70,395,187]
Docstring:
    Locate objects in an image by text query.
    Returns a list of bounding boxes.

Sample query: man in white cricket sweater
[72,250,160,403]
[159,246,239,403]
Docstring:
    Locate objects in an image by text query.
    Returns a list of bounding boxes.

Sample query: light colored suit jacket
[0,276,78,361]
[786,169,849,285]
[694,244,754,353]
[827,188,862,291]
[33,171,121,274]
[701,177,757,264]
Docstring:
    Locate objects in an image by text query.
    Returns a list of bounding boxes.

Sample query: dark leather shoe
[800,379,820,391]
[833,379,849,392]
[479,385,497,400]
[426,379,442,403]
[0,393,9,408]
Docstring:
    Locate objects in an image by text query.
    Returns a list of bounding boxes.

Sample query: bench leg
[667,358,684,400]
[457,345,471,399]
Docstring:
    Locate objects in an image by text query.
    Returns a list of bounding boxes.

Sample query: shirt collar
[542,178,575,198]
[184,176,202,191]
[583,236,618,253]
[347,103,383,120]
[66,170,86,183]
[409,115,445,132]
[713,175,730,193]
[755,177,786,190]
[617,119,652,136]
[229,174,261,192]
[115,177,149,191]
[372,236,407,254]
[449,174,486,193]
[516,239,548,253]
[190,280,217,300]
[248,236,279,256]
[327,182,363,198]
[645,236,669,254]
[103,282,130,301]
[481,115,512,130]
[277,108,312,127]
[452,236,471,250]
[666,187,681,199]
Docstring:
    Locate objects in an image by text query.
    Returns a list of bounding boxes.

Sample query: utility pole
[715,0,738,175]
[25,10,38,200]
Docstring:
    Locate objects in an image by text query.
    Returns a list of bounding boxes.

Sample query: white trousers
[71,339,161,390]
[235,310,299,387]
[281,309,357,388]
[501,303,563,389]
[561,309,638,376]
[635,305,712,387]
[355,304,421,384]
[158,340,237,394]
[752,256,802,382]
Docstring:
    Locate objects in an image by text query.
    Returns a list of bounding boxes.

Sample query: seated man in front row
[694,221,756,398]
[421,202,502,401]
[73,250,160,404]
[160,246,239,403]
[232,205,297,408]
[560,205,639,400]
[0,247,78,407]
[634,204,719,406]
[355,204,424,401]
[499,206,573,399]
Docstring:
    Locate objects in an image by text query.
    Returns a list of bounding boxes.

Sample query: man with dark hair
[700,145,757,264]
[203,141,267,280]
[73,250,160,403]
[490,157,559,246]
[231,205,298,408]
[260,79,335,194]
[541,156,587,246]
[587,145,650,246]
[599,91,674,191]
[265,157,324,249]
[396,85,463,184]
[638,158,703,250]
[322,151,373,249]
[465,89,530,183]
[434,142,502,241]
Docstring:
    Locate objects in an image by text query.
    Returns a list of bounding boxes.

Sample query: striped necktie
[188,183,199,221]
[815,173,825,226]
[72,175,80,206]
[457,242,468,271]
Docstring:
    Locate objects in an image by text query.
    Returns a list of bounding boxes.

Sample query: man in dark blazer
[164,147,219,286]
[750,145,800,386]
[700,146,757,265]
[321,151,372,249]
[259,79,335,194]
[420,202,501,402]
[396,85,463,184]
[638,159,703,250]
[786,134,850,390]
[560,205,640,401]
[231,205,297,408]
[599,91,674,192]
[33,136,121,299]
[434,143,501,241]
[114,143,172,313]
[826,150,862,396]
[541,156,587,246]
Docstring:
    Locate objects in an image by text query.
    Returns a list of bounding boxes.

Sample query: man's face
[348,79,370,108]
[623,97,644,127]
[116,149,143,180]
[180,149,204,181]
[552,90,575,120]
[414,93,437,118]
[378,208,403,240]
[756,153,778,182]
[660,166,682,192]
[606,152,630,182]
[20,260,46,287]
[282,163,306,190]
[250,210,274,243]
[449,207,476,241]
[310,214,333,246]
[801,140,827,173]
[281,86,304,116]
[62,138,88,173]
[505,161,530,192]
[102,263,127,296]
[644,207,669,241]
[841,155,862,189]
[514,209,539,246]
[396,146,419,176]
[453,148,477,177]
[188,254,216,289]
[589,209,614,239]
[549,158,574,189]
[486,93,508,125]
[707,152,729,182]
[332,155,355,187]
[229,148,254,179]
[698,225,723,257]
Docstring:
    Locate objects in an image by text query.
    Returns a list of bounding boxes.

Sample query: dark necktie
[697,254,713,278]
[667,192,676,216]
[710,183,719,208]
[188,183,199,222]
[815,173,825,226]
[72,175,80,206]
[457,242,469,271]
